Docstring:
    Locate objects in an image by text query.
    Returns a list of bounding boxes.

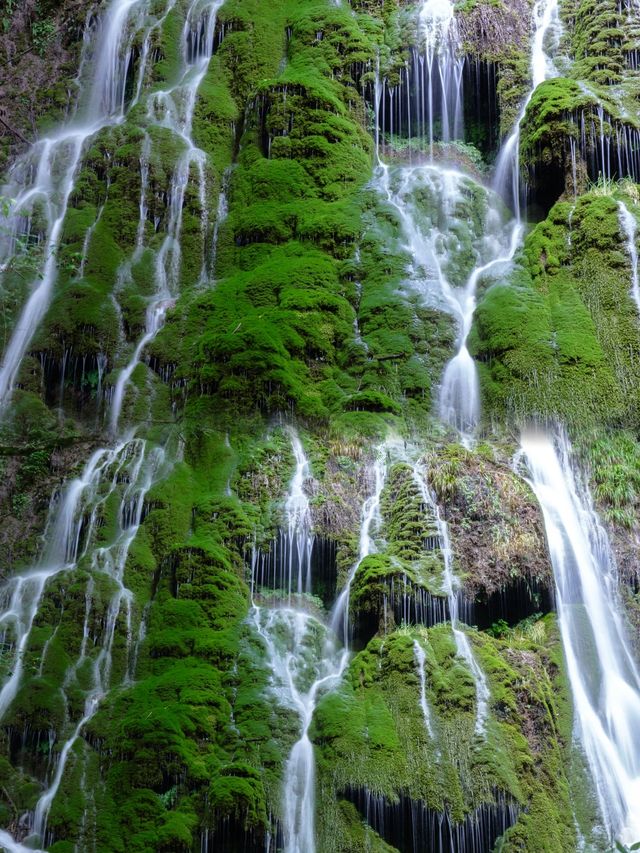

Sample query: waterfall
[0,0,173,410]
[251,607,348,853]
[493,0,561,218]
[419,0,464,155]
[250,438,390,852]
[375,0,463,155]
[372,0,527,439]
[0,2,224,846]
[0,830,45,853]
[109,0,224,430]
[210,167,231,278]
[375,162,521,439]
[250,427,315,602]
[330,448,387,646]
[412,466,489,735]
[0,437,167,848]
[283,427,314,598]
[521,429,640,844]
[618,201,640,315]
[437,220,522,437]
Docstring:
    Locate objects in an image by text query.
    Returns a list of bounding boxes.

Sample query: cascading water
[419,0,463,155]
[0,3,224,848]
[376,161,521,439]
[618,200,640,315]
[0,0,175,410]
[521,430,640,845]
[109,0,224,431]
[249,437,389,852]
[375,0,463,158]
[437,220,522,438]
[493,0,561,218]
[412,465,489,735]
[251,607,347,853]
[283,428,314,597]
[413,639,435,737]
[250,428,315,602]
[0,437,167,850]
[330,449,387,645]
[374,0,525,440]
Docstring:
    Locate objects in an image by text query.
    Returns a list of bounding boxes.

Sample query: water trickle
[493,0,561,218]
[375,0,463,157]
[251,607,348,853]
[330,448,387,646]
[0,436,167,847]
[344,786,519,853]
[210,168,231,279]
[250,428,315,602]
[247,442,392,852]
[376,162,521,439]
[413,639,435,737]
[618,200,640,315]
[419,0,463,155]
[521,429,640,845]
[412,465,489,734]
[284,428,314,597]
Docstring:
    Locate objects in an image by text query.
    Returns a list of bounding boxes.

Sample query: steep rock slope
[0,0,638,851]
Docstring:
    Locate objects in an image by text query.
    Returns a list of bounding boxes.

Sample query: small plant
[620,177,640,206]
[1,0,14,33]
[487,618,510,639]
[589,173,615,196]
[31,19,56,57]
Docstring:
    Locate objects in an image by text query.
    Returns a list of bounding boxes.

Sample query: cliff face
[0,0,639,851]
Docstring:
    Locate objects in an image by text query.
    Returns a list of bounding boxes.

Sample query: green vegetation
[314,619,576,852]
[472,190,640,427]
[0,0,639,850]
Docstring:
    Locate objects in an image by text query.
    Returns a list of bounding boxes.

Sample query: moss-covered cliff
[0,0,639,851]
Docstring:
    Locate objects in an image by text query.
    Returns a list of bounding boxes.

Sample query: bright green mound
[471,189,640,427]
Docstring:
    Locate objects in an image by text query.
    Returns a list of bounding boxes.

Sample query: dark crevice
[343,786,520,853]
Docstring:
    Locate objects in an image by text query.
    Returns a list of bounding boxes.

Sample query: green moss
[314,621,575,852]
[472,188,640,426]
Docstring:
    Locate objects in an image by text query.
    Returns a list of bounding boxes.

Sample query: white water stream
[0,1,224,847]
[522,430,640,845]
[419,0,464,156]
[413,639,435,738]
[0,0,176,410]
[109,0,224,431]
[283,427,314,598]
[493,0,561,218]
[411,465,489,735]
[252,434,391,852]
[0,437,167,849]
[618,200,640,315]
[374,0,529,441]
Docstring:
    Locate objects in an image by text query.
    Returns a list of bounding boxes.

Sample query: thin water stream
[0,437,168,849]
[618,200,640,315]
[0,0,638,849]
[0,0,176,409]
[110,0,224,431]
[252,431,390,852]
[493,0,562,218]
